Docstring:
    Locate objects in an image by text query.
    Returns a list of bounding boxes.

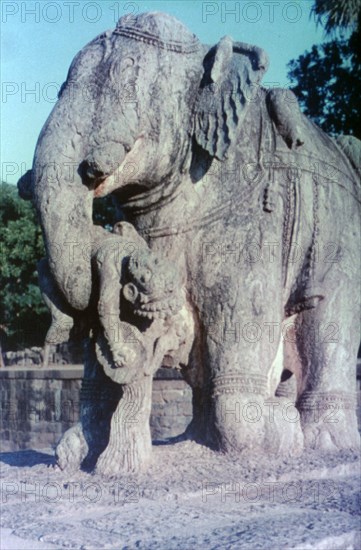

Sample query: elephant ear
[194,37,269,160]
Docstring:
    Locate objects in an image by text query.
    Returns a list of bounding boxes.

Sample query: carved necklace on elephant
[119,177,184,215]
[142,188,255,238]
[142,150,359,242]
[141,172,270,239]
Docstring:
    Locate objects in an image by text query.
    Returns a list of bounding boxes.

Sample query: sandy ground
[0,442,360,549]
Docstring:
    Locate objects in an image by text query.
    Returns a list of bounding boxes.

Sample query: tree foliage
[93,195,117,229]
[0,182,49,350]
[287,2,361,138]
[312,0,361,35]
[0,183,118,351]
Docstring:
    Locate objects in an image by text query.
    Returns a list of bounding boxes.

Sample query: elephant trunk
[32,117,94,310]
[36,169,93,311]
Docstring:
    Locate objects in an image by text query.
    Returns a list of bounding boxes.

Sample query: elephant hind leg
[295,287,360,452]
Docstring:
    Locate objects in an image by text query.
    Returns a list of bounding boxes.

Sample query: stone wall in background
[0,367,82,451]
[1,359,359,452]
[0,366,192,452]
[3,343,84,367]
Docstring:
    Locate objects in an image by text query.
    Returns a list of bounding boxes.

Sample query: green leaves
[312,0,361,35]
[287,25,361,138]
[0,182,49,350]
[0,182,117,351]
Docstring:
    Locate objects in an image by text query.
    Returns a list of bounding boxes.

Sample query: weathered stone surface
[0,444,360,549]
[18,11,361,474]
[0,367,194,451]
[56,423,88,472]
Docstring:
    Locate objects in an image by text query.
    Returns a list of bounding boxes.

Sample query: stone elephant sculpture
[21,12,360,467]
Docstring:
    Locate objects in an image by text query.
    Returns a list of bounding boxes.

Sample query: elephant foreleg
[200,301,304,456]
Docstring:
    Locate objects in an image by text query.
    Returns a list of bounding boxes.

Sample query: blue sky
[1,0,325,184]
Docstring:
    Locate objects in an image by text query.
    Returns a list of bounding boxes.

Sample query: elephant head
[24,12,268,310]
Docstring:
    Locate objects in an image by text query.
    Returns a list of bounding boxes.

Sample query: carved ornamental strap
[212,373,268,397]
[297,391,357,411]
[113,26,200,54]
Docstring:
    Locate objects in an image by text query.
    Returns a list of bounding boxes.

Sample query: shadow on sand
[0,449,56,467]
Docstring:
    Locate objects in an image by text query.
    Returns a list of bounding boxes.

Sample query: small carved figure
[94,227,185,383]
[39,219,189,365]
[38,222,146,365]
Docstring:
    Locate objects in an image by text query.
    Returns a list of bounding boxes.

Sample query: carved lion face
[122,251,183,319]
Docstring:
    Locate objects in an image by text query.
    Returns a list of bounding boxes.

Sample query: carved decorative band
[113,27,200,54]
[298,391,357,411]
[212,374,268,396]
[275,385,296,398]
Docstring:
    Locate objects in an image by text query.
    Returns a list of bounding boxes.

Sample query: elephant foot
[263,397,304,456]
[56,423,88,472]
[299,392,360,452]
[213,393,266,453]
[213,393,304,456]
